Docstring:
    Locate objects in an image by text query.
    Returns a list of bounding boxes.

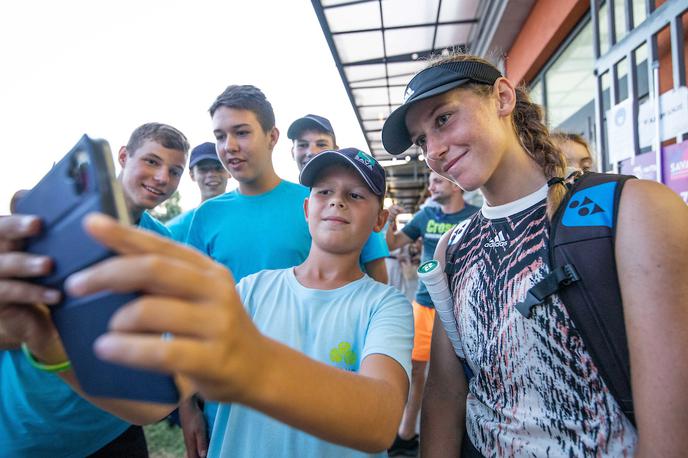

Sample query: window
[545,18,596,129]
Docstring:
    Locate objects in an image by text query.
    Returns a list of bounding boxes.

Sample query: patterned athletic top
[444,185,636,457]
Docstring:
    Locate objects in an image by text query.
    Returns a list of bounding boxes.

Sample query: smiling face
[212,106,278,193]
[405,84,512,192]
[190,158,230,201]
[118,140,186,218]
[291,129,337,171]
[305,165,386,256]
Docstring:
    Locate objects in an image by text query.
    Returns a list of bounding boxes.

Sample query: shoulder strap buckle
[514,290,542,318]
[514,264,580,318]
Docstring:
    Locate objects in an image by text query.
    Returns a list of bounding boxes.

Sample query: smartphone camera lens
[69,150,91,195]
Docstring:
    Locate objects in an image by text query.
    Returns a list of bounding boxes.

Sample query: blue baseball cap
[299,147,386,196]
[287,114,335,140]
[381,60,502,155]
[189,142,220,168]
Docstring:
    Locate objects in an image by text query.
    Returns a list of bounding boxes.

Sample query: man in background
[167,142,230,241]
[385,171,479,456]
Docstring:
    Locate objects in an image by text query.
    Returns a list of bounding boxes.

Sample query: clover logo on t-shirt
[329,341,357,370]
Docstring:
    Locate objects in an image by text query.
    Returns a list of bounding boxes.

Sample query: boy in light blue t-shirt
[24,147,413,458]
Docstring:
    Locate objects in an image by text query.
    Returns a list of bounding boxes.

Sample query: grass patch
[144,421,185,458]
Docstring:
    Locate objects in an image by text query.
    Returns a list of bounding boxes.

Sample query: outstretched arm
[386,205,414,251]
[67,214,409,453]
[421,314,467,457]
[615,180,688,457]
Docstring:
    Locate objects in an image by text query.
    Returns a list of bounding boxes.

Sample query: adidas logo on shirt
[484,230,508,248]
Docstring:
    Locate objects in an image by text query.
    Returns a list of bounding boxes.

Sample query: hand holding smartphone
[15,134,179,404]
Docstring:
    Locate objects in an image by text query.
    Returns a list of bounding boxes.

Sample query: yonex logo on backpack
[562,182,616,228]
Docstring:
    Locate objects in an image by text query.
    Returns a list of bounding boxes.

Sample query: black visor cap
[381,61,502,155]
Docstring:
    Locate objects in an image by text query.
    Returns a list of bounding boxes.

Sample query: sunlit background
[0,0,368,214]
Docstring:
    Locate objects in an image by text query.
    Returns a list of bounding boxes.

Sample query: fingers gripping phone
[15,134,178,404]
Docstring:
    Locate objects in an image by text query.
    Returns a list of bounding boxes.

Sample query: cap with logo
[189,142,220,169]
[287,114,336,140]
[299,147,386,196]
[381,60,503,155]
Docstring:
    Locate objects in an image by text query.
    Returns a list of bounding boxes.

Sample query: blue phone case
[15,134,179,404]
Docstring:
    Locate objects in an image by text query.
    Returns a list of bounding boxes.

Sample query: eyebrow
[408,101,448,140]
[214,123,251,133]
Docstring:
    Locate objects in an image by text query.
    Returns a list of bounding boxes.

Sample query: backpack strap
[554,172,636,426]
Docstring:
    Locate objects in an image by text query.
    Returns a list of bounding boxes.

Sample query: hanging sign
[606,98,635,164]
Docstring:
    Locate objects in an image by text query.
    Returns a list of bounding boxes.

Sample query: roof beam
[322,0,376,9]
[352,83,407,89]
[349,71,417,84]
[343,48,443,66]
[331,19,479,36]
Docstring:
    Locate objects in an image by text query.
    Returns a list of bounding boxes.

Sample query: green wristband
[21,343,71,373]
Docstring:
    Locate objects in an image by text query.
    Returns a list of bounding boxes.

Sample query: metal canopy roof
[311,0,481,210]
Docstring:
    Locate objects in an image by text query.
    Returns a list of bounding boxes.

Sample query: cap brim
[382,77,471,155]
[287,118,332,140]
[299,151,383,195]
[189,155,221,169]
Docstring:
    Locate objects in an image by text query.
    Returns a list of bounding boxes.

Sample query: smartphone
[15,134,179,404]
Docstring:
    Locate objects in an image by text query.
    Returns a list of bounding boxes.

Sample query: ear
[493,77,517,118]
[291,144,297,160]
[303,197,310,221]
[118,146,128,168]
[268,126,280,150]
[373,208,389,233]
[189,166,196,180]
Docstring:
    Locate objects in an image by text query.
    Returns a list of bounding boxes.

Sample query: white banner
[606,98,635,164]
[638,86,688,148]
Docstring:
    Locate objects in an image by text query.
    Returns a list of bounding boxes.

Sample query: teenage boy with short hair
[0,122,189,457]
[0,148,413,458]
[167,142,230,241]
[288,114,390,284]
[177,85,313,457]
